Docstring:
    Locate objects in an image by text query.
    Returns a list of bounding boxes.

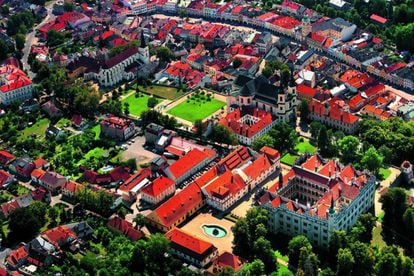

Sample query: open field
[133,84,182,100]
[121,93,159,117]
[167,98,225,123]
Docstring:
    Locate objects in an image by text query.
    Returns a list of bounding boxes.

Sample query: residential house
[107,216,143,241]
[9,157,35,180]
[38,171,68,193]
[166,228,219,268]
[100,116,135,141]
[62,181,84,199]
[0,170,14,188]
[212,252,245,273]
[0,150,15,167]
[6,246,29,270]
[45,125,65,141]
[41,101,62,119]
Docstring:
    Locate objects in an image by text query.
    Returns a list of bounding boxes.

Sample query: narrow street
[21,1,56,78]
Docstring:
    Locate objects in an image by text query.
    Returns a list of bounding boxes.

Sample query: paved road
[21,1,56,77]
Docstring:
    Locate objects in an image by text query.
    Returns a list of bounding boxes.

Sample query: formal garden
[167,91,225,123]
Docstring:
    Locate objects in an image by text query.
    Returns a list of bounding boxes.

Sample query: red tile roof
[63,181,84,194]
[0,150,15,165]
[216,252,244,272]
[243,154,272,180]
[0,65,32,93]
[118,168,151,193]
[219,107,274,138]
[167,148,214,179]
[149,182,203,229]
[0,200,19,217]
[108,216,143,241]
[218,146,251,171]
[166,228,216,256]
[42,226,77,247]
[297,84,317,98]
[7,246,28,267]
[33,158,48,169]
[203,171,246,199]
[141,176,175,198]
[0,170,12,188]
[370,14,388,24]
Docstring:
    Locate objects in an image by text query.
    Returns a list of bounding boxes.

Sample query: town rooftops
[108,216,143,241]
[370,14,388,24]
[148,182,203,229]
[103,47,139,69]
[101,115,133,130]
[141,176,175,198]
[0,170,12,188]
[166,148,216,179]
[0,150,15,165]
[0,64,32,93]
[166,228,217,260]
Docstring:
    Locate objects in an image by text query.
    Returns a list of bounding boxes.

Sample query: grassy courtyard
[121,93,160,117]
[379,167,391,180]
[167,98,225,123]
[280,153,299,166]
[18,117,50,141]
[295,140,317,154]
[133,84,183,100]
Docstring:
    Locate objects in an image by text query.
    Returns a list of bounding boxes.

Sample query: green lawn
[18,118,50,141]
[78,147,108,166]
[133,85,183,100]
[121,93,159,117]
[295,140,317,154]
[372,225,386,248]
[379,168,391,180]
[167,99,225,123]
[55,118,71,128]
[281,153,299,166]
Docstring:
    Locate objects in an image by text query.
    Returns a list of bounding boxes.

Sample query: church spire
[140,30,146,48]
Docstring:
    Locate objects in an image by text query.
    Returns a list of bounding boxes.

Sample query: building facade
[259,154,376,247]
[0,65,33,105]
[100,116,135,141]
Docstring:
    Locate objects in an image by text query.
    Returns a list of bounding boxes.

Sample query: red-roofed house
[6,246,28,269]
[0,150,15,166]
[108,216,143,241]
[164,148,216,185]
[146,182,204,232]
[219,107,276,145]
[0,170,13,188]
[42,226,77,248]
[213,252,245,273]
[62,181,84,198]
[166,228,218,268]
[141,176,175,205]
[100,115,135,141]
[0,64,33,105]
[296,84,317,101]
[39,171,68,194]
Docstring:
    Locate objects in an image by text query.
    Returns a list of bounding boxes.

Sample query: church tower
[301,14,311,39]
[138,30,150,64]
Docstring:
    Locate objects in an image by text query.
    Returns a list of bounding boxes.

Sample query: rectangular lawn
[18,118,50,141]
[167,99,225,123]
[281,153,299,166]
[133,85,183,100]
[295,140,317,154]
[121,93,159,117]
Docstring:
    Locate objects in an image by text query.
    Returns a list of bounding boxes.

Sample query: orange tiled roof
[141,176,175,198]
[166,228,216,255]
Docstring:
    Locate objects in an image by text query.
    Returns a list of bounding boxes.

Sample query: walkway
[374,167,401,216]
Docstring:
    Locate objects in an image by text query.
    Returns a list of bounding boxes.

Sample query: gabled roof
[108,216,143,241]
[0,150,15,165]
[167,148,215,179]
[149,182,203,228]
[216,252,244,271]
[141,176,175,198]
[0,170,12,187]
[63,181,84,194]
[203,171,246,200]
[7,246,28,267]
[42,226,77,247]
[166,228,217,257]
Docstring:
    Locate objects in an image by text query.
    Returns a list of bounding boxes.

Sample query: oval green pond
[202,225,227,238]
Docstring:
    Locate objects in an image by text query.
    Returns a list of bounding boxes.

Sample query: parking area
[121,135,158,166]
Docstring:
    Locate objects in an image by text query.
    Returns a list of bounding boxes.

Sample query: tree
[133,214,147,230]
[0,39,11,60]
[375,247,400,276]
[338,136,360,164]
[268,122,297,153]
[233,58,242,69]
[309,121,322,142]
[46,30,65,47]
[238,259,265,275]
[63,1,74,11]
[317,125,329,155]
[72,85,101,117]
[288,235,312,269]
[299,100,310,124]
[14,33,25,51]
[360,146,383,176]
[350,213,376,243]
[253,237,277,274]
[147,97,158,108]
[280,68,290,87]
[348,241,375,276]
[209,124,238,145]
[194,120,205,137]
[336,248,354,276]
[48,207,59,227]
[252,134,275,151]
[8,205,45,242]
[124,102,130,116]
[328,230,347,263]
[156,47,173,62]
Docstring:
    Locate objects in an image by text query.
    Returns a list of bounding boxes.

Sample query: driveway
[374,167,401,216]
